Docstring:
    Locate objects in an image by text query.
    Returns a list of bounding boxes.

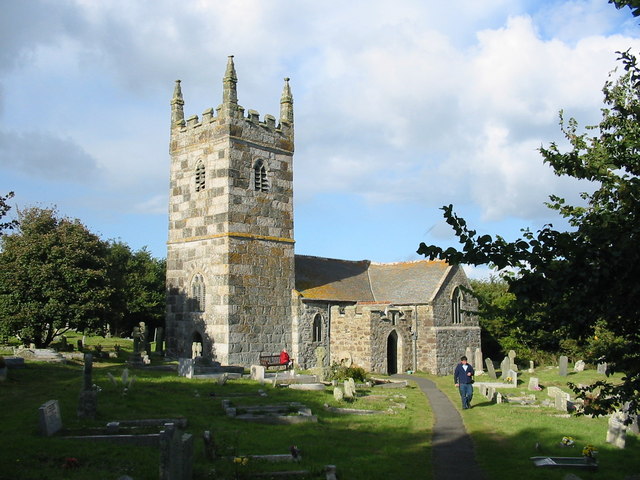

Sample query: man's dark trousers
[459,383,473,409]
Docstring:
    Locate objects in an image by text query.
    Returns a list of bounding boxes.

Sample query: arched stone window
[312,314,322,342]
[195,160,206,192]
[253,159,268,192]
[190,273,206,312]
[451,286,462,324]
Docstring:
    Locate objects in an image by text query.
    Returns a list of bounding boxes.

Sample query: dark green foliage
[105,241,165,336]
[0,191,18,235]
[327,362,368,382]
[0,207,111,347]
[610,0,640,17]
[418,52,640,420]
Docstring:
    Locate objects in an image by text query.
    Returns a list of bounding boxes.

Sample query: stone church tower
[165,57,295,365]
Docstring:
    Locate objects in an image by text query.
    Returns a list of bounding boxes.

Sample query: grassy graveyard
[2,338,640,479]
[0,341,430,480]
[430,367,640,480]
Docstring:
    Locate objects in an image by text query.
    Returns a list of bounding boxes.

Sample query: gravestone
[555,392,568,412]
[500,357,510,379]
[487,386,496,401]
[39,399,62,436]
[343,378,355,399]
[485,358,497,379]
[547,386,562,398]
[250,365,266,382]
[178,358,194,378]
[465,346,473,362]
[574,360,586,372]
[159,423,193,480]
[606,411,627,448]
[155,327,165,354]
[313,346,327,381]
[528,377,539,391]
[203,430,215,460]
[506,369,518,386]
[559,355,568,376]
[78,353,97,420]
[325,465,338,480]
[474,348,484,374]
[597,362,607,375]
[495,392,503,404]
[508,350,517,371]
[333,387,344,401]
[528,360,535,373]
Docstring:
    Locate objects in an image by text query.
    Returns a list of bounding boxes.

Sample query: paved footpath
[394,374,487,480]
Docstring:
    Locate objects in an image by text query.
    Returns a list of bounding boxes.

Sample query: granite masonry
[165,57,480,375]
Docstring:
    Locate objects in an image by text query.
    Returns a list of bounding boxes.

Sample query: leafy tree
[0,191,18,235]
[610,0,640,17]
[418,52,640,420]
[0,207,111,347]
[105,241,165,337]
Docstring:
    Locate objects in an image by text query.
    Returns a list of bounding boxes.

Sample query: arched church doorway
[387,330,398,375]
[191,332,203,359]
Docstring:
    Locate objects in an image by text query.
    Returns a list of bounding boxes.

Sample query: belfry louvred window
[195,161,206,192]
[254,160,268,192]
[191,274,205,312]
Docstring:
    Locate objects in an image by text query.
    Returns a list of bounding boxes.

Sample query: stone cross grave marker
[485,358,496,379]
[559,355,569,376]
[606,411,627,448]
[508,350,517,371]
[500,357,510,379]
[39,399,62,436]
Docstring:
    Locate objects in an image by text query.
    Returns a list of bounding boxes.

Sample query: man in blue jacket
[454,355,475,409]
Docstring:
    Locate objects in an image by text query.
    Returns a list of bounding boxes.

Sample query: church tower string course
[165,56,295,365]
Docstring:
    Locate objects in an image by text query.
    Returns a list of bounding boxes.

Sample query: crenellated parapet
[170,56,294,151]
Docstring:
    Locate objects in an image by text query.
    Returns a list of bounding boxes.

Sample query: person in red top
[280,348,293,369]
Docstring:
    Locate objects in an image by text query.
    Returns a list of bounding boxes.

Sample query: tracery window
[451,286,462,324]
[195,160,206,192]
[253,159,268,192]
[190,273,206,312]
[312,314,322,342]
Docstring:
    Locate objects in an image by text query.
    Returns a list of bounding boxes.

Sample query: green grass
[428,367,640,480]
[0,351,431,480]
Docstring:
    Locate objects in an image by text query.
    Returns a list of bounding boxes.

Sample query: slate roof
[294,254,451,304]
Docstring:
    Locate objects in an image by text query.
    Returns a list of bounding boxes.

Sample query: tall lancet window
[253,159,269,192]
[195,160,206,192]
[451,287,462,324]
[190,274,206,312]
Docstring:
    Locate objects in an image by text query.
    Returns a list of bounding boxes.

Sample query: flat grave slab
[530,456,598,470]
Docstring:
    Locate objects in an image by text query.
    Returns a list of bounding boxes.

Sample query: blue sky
[1,0,639,278]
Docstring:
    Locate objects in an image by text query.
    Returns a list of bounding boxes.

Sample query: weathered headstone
[555,392,568,412]
[203,430,215,461]
[485,358,497,379]
[313,346,327,381]
[559,355,568,376]
[178,358,194,378]
[78,353,97,420]
[574,360,586,372]
[155,327,165,354]
[250,365,266,382]
[325,465,338,480]
[528,377,539,391]
[606,411,627,448]
[159,423,194,480]
[528,360,535,373]
[487,386,496,401]
[495,392,503,404]
[38,399,63,436]
[597,362,608,375]
[500,357,510,379]
[474,348,484,374]
[343,378,355,399]
[506,369,518,386]
[333,387,344,401]
[465,346,473,362]
[508,350,517,371]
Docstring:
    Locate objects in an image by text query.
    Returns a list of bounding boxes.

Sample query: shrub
[327,362,368,382]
